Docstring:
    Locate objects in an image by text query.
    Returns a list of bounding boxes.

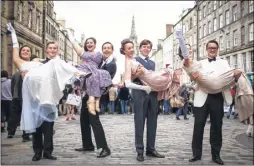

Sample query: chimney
[166,24,173,37]
[56,20,66,28]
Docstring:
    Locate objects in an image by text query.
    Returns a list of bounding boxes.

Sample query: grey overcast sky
[54,1,195,83]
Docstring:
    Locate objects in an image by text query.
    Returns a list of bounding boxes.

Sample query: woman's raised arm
[6,23,25,69]
[64,29,83,56]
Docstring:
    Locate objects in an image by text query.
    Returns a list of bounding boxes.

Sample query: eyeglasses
[207,47,218,50]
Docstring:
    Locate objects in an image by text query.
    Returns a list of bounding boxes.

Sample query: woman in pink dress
[121,39,181,101]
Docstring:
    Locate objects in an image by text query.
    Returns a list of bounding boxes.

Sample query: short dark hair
[120,39,134,55]
[139,39,153,49]
[178,43,191,60]
[19,45,32,59]
[206,40,219,49]
[84,37,97,52]
[102,42,114,50]
[1,70,8,78]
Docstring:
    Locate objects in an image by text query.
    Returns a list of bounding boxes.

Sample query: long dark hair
[84,37,97,52]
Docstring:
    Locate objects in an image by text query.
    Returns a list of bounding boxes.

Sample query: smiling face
[206,41,219,58]
[85,38,96,52]
[20,46,31,61]
[102,43,113,60]
[46,42,58,59]
[123,42,134,58]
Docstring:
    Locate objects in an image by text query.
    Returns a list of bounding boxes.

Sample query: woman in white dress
[6,23,90,133]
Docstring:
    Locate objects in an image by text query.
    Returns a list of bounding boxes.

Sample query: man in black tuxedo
[31,41,58,161]
[75,42,116,158]
[132,40,165,162]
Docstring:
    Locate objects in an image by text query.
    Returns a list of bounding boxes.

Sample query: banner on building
[247,73,253,86]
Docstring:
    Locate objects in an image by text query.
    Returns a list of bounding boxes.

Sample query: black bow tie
[208,57,216,62]
[145,57,149,61]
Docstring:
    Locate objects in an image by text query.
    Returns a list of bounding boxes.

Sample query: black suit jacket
[100,59,117,79]
[99,58,117,104]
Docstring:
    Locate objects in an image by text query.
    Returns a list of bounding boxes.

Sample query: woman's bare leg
[87,96,96,115]
[95,97,100,113]
[66,104,72,120]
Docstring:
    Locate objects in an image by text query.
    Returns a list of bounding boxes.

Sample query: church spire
[129,15,137,40]
[129,15,139,55]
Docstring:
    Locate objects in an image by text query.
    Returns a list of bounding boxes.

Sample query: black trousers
[132,90,158,154]
[80,95,108,149]
[7,98,29,138]
[1,100,11,123]
[32,121,54,156]
[192,93,224,157]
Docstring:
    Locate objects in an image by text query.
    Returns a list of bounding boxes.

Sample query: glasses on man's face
[207,47,218,50]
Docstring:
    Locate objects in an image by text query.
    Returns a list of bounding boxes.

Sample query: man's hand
[131,66,144,80]
[21,70,28,79]
[190,72,200,81]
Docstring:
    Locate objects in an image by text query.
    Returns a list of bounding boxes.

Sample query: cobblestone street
[1,114,253,165]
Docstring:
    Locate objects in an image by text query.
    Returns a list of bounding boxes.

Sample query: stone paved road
[1,114,253,165]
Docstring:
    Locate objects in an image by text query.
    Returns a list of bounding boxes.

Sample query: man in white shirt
[189,40,233,165]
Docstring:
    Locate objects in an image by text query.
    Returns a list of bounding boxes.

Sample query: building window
[219,36,224,50]
[242,53,247,72]
[226,56,230,66]
[203,43,206,57]
[190,18,193,29]
[233,30,238,46]
[203,6,206,18]
[251,51,254,72]
[18,2,23,22]
[225,10,230,25]
[249,23,254,41]
[199,27,202,39]
[241,26,245,45]
[194,32,197,44]
[232,5,237,22]
[241,1,245,17]
[208,2,211,14]
[36,12,40,33]
[189,35,193,46]
[213,1,217,10]
[28,10,32,28]
[208,21,212,34]
[203,24,207,36]
[249,1,254,13]
[219,14,223,28]
[219,1,223,7]
[226,33,230,49]
[213,18,217,31]
[199,8,202,21]
[36,50,39,57]
[232,54,238,68]
[193,15,197,26]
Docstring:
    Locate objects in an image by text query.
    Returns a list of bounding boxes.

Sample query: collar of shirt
[101,55,114,67]
[139,54,149,61]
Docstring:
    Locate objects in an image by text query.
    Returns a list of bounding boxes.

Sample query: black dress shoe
[32,154,41,161]
[7,135,13,138]
[22,137,31,142]
[97,147,111,158]
[212,156,224,165]
[146,150,165,158]
[136,153,144,162]
[43,154,57,160]
[189,156,201,162]
[75,146,95,151]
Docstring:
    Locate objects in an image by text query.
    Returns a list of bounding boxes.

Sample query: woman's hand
[6,23,16,34]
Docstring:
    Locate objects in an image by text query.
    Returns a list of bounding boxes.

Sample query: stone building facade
[1,0,79,75]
